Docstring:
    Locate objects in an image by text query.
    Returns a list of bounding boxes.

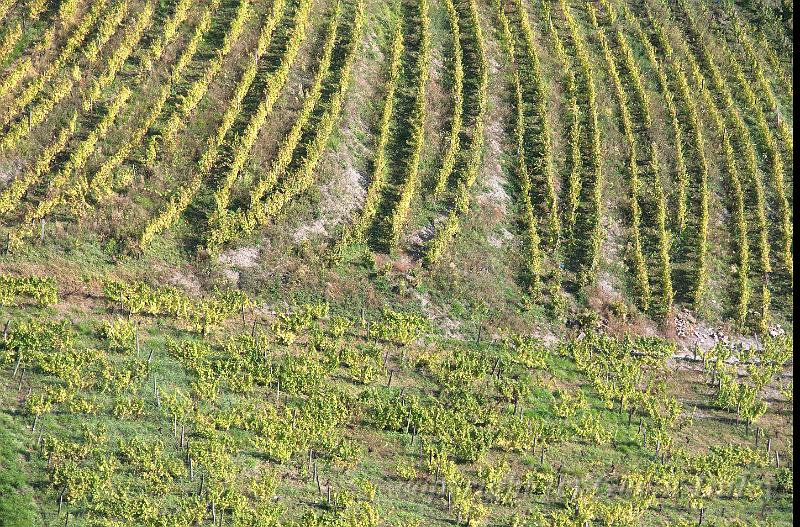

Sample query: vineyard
[0,0,794,525]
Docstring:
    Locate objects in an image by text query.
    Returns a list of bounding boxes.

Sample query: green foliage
[0,1,793,525]
[0,274,58,306]
[372,309,427,346]
[101,317,136,352]
[103,279,250,333]
[0,420,42,527]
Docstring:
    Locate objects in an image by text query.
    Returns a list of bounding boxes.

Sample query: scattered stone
[218,246,260,269]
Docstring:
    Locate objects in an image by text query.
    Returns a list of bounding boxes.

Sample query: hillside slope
[0,0,794,525]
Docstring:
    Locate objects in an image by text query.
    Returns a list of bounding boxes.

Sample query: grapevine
[328,15,404,260]
[431,0,463,199]
[423,0,486,264]
[0,20,22,62]
[254,0,366,229]
[0,111,77,216]
[386,0,430,252]
[204,0,338,250]
[671,0,771,327]
[495,0,542,295]
[558,0,603,287]
[139,0,311,249]
[7,87,131,250]
[0,274,58,306]
[590,5,649,311]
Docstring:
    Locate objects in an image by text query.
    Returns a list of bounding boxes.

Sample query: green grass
[0,414,41,527]
[0,0,794,524]
[0,293,791,526]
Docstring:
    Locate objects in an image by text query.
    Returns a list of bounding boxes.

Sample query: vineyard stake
[12,355,20,377]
